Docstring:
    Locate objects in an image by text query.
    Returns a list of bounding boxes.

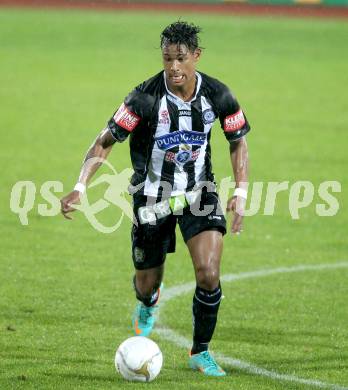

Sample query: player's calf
[191,283,222,354]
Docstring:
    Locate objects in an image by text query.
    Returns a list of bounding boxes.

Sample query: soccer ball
[115,336,163,382]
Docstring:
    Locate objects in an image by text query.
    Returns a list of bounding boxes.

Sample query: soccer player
[61,21,250,377]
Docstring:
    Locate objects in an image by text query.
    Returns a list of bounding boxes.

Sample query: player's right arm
[60,128,116,220]
[60,86,153,220]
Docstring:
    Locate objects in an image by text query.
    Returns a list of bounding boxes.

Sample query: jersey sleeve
[214,84,251,143]
[107,89,153,142]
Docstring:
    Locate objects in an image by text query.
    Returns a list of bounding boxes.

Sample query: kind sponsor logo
[155,130,206,151]
[224,109,245,132]
[175,149,191,164]
[113,103,140,132]
[159,109,170,125]
[179,109,191,117]
[176,146,199,164]
[165,147,200,165]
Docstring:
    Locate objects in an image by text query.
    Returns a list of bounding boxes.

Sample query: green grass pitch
[0,6,348,390]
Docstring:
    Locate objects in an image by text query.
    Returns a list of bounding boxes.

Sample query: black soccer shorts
[131,190,226,270]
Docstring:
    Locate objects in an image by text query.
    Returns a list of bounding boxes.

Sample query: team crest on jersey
[155,130,206,151]
[113,103,140,132]
[202,109,215,125]
[224,109,246,132]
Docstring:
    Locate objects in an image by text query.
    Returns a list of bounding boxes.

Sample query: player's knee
[195,265,220,290]
[136,283,160,298]
[133,275,161,306]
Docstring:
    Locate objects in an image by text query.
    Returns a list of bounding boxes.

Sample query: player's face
[162,44,201,91]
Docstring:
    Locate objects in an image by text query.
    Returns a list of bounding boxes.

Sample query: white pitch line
[161,261,348,303]
[155,328,348,390]
[155,261,348,390]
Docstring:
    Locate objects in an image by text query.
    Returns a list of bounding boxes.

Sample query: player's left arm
[213,81,250,235]
[226,137,249,234]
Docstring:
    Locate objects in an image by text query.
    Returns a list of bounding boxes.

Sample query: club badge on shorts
[133,247,145,263]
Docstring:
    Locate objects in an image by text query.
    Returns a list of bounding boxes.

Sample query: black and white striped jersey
[107,71,251,198]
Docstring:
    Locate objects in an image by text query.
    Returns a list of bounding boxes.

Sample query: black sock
[191,283,222,355]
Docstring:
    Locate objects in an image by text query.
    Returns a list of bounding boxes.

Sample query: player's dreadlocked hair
[160,21,202,52]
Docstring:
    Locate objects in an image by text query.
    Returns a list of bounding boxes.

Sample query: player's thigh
[179,191,226,289]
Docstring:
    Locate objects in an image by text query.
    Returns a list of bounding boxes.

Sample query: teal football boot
[189,350,226,377]
[132,283,163,337]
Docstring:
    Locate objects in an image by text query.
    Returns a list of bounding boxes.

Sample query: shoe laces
[200,351,218,369]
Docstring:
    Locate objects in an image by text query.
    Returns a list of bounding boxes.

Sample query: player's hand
[60,191,81,220]
[226,196,246,235]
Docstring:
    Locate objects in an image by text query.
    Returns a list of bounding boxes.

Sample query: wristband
[74,182,86,194]
[233,187,247,200]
